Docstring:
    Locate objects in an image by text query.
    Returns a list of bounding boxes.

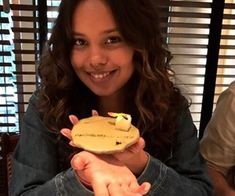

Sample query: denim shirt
[9,93,213,196]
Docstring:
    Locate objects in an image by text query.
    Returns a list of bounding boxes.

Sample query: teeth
[91,72,110,79]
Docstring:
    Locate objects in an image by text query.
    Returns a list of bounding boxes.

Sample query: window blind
[0,4,16,132]
[0,1,39,133]
[47,0,60,36]
[13,2,39,133]
[161,0,212,131]
[215,0,235,102]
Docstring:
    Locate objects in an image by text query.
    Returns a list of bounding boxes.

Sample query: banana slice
[108,112,132,131]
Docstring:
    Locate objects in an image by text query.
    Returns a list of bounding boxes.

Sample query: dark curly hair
[38,0,187,159]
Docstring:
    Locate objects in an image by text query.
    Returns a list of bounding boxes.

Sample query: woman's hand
[71,150,151,196]
[61,114,149,175]
[60,112,151,195]
[113,138,149,176]
[60,115,79,146]
[61,110,98,145]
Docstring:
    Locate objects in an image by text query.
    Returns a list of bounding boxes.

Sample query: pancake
[71,115,139,154]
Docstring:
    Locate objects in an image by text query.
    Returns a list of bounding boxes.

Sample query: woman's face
[70,0,135,97]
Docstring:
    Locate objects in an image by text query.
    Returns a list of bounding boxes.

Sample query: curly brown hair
[38,0,187,159]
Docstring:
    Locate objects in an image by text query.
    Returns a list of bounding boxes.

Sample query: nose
[89,47,108,68]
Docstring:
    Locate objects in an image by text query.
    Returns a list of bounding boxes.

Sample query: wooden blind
[0,1,39,133]
[47,0,60,35]
[13,2,39,133]
[215,0,235,102]
[158,0,213,131]
[0,4,16,132]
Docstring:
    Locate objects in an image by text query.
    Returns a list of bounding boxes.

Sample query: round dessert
[71,113,139,154]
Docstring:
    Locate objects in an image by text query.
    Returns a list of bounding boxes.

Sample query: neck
[98,91,125,117]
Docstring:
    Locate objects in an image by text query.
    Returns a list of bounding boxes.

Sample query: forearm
[10,163,93,196]
[137,155,213,196]
[207,166,235,196]
[125,150,149,176]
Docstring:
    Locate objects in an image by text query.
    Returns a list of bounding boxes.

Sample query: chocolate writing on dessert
[74,133,134,139]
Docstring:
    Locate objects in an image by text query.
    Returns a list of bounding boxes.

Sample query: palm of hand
[71,151,149,196]
[72,151,136,185]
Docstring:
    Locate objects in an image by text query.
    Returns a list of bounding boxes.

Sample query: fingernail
[144,183,151,192]
[69,115,76,124]
[92,109,98,116]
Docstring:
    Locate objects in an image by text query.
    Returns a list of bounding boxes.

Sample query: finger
[71,153,89,170]
[92,181,109,196]
[92,109,99,116]
[119,184,141,196]
[114,139,145,162]
[69,115,79,125]
[107,183,124,196]
[108,183,141,196]
[61,129,76,147]
[129,180,139,192]
[60,128,72,140]
[129,137,145,153]
[69,141,76,147]
[133,182,151,195]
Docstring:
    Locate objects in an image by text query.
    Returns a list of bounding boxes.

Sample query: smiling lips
[89,70,116,80]
[91,72,110,79]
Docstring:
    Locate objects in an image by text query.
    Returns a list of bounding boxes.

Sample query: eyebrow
[73,28,119,36]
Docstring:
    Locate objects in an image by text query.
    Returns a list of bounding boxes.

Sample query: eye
[74,38,87,47]
[105,36,122,44]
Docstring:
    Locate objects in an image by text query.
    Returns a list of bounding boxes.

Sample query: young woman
[10,0,213,195]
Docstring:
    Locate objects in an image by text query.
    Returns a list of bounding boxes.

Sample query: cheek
[70,52,83,71]
[113,49,134,68]
[124,53,135,73]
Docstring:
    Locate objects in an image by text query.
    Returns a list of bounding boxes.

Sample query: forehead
[72,0,117,32]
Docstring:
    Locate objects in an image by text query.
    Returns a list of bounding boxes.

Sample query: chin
[93,91,113,97]
[90,88,116,97]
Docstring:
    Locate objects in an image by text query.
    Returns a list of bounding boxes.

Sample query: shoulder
[174,92,191,120]
[25,90,42,118]
[218,81,235,101]
[173,94,197,140]
[229,80,235,92]
[168,89,194,136]
[214,82,235,115]
[200,83,235,166]
[170,87,190,116]
[28,91,40,105]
